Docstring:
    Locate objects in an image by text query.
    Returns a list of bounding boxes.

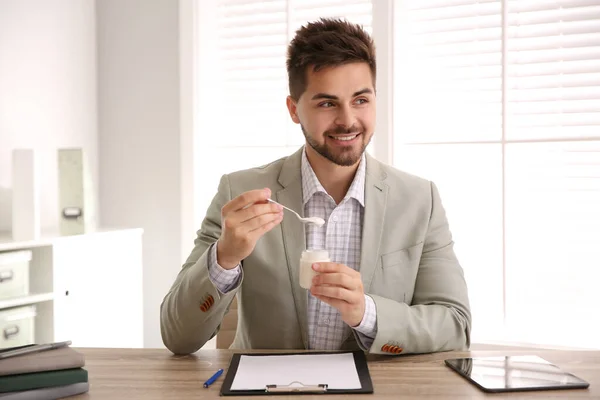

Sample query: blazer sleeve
[365,181,472,355]
[160,174,242,355]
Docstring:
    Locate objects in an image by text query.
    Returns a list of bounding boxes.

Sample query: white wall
[96,0,185,349]
[0,0,98,233]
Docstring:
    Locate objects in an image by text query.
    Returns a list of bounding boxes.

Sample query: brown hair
[286,18,376,101]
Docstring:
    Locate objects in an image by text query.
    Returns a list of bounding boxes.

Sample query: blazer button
[393,346,403,354]
[200,294,214,312]
[381,344,390,352]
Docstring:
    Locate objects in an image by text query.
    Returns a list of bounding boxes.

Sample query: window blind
[393,1,506,343]
[394,0,503,143]
[290,0,372,34]
[393,0,600,348]
[214,0,372,148]
[504,0,600,349]
[506,0,600,139]
[504,141,600,349]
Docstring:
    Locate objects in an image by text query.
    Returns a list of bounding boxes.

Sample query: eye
[319,101,335,108]
[355,98,369,105]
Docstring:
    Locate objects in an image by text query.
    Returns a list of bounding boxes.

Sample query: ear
[286,96,300,124]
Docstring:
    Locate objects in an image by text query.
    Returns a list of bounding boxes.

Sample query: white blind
[290,0,372,34]
[504,141,600,349]
[507,0,600,139]
[393,0,600,348]
[215,1,289,148]
[504,0,600,349]
[214,0,372,148]
[395,0,503,143]
[394,0,507,343]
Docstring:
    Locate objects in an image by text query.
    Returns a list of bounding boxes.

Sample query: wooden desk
[71,345,599,399]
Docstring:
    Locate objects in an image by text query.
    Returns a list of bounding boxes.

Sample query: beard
[301,124,370,167]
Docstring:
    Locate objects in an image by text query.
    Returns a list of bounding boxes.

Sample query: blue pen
[203,368,224,388]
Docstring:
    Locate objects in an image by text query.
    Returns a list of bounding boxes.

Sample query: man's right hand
[216,188,283,270]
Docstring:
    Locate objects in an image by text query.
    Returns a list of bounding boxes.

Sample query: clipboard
[220,350,374,396]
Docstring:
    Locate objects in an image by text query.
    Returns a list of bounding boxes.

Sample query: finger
[222,188,271,216]
[313,263,361,280]
[235,202,282,224]
[312,294,346,310]
[313,273,358,290]
[240,209,283,233]
[311,285,354,303]
[249,213,284,238]
[312,262,348,274]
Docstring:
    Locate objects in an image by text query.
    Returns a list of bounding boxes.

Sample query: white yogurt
[299,249,330,289]
[303,217,325,227]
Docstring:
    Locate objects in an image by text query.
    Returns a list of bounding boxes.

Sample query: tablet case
[445,356,590,393]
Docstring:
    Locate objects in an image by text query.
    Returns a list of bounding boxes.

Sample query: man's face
[287,63,376,167]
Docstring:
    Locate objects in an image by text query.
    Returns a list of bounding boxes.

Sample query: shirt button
[321,318,330,325]
[331,216,338,223]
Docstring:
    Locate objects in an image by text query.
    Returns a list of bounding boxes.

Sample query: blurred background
[0,0,598,351]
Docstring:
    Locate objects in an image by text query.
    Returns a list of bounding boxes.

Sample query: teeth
[330,135,358,141]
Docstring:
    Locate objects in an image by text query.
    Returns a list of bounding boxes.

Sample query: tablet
[445,355,590,393]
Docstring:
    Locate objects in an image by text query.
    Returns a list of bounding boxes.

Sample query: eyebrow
[311,88,373,101]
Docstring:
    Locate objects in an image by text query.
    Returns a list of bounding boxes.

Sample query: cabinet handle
[3,325,19,340]
[62,207,82,219]
[0,270,13,283]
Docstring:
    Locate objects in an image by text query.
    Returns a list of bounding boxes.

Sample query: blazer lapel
[360,154,388,293]
[276,148,308,349]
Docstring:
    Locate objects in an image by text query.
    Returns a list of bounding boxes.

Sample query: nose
[334,104,357,129]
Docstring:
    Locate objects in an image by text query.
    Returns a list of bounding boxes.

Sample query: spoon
[267,199,325,227]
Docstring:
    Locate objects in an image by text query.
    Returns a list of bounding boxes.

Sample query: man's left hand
[310,262,365,327]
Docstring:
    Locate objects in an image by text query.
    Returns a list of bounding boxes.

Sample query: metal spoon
[267,199,325,227]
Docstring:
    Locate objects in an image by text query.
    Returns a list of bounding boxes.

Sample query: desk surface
[71,345,599,399]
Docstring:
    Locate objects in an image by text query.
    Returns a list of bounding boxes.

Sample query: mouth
[327,133,361,145]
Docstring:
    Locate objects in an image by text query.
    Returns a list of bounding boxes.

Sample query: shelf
[0,292,54,310]
[0,228,143,252]
[0,235,56,252]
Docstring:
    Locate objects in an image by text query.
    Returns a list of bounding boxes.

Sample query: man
[160,18,471,355]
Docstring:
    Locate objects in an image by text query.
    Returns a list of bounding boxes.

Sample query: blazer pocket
[378,241,424,303]
[381,241,424,268]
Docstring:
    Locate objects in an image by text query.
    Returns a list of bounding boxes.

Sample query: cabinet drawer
[0,305,36,348]
[0,251,31,300]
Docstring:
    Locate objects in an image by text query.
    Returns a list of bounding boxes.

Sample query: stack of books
[0,341,88,399]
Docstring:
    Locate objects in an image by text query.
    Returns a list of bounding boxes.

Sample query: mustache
[324,125,362,136]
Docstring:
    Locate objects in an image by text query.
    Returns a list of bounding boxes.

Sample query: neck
[305,146,360,204]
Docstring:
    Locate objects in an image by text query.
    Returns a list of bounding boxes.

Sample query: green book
[0,368,87,393]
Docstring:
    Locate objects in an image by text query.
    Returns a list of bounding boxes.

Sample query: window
[393,0,600,348]
[194,0,372,229]
[206,0,372,148]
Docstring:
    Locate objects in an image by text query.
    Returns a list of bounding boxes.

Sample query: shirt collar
[301,147,366,207]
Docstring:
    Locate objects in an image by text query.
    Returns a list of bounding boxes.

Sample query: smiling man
[160,18,471,355]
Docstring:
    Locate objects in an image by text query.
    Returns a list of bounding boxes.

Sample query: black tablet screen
[445,355,590,393]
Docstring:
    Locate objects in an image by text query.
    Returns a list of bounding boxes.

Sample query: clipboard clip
[265,381,328,393]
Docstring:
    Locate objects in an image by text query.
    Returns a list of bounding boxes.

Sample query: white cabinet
[0,229,143,348]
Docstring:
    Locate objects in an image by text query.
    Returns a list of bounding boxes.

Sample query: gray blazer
[160,147,471,355]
